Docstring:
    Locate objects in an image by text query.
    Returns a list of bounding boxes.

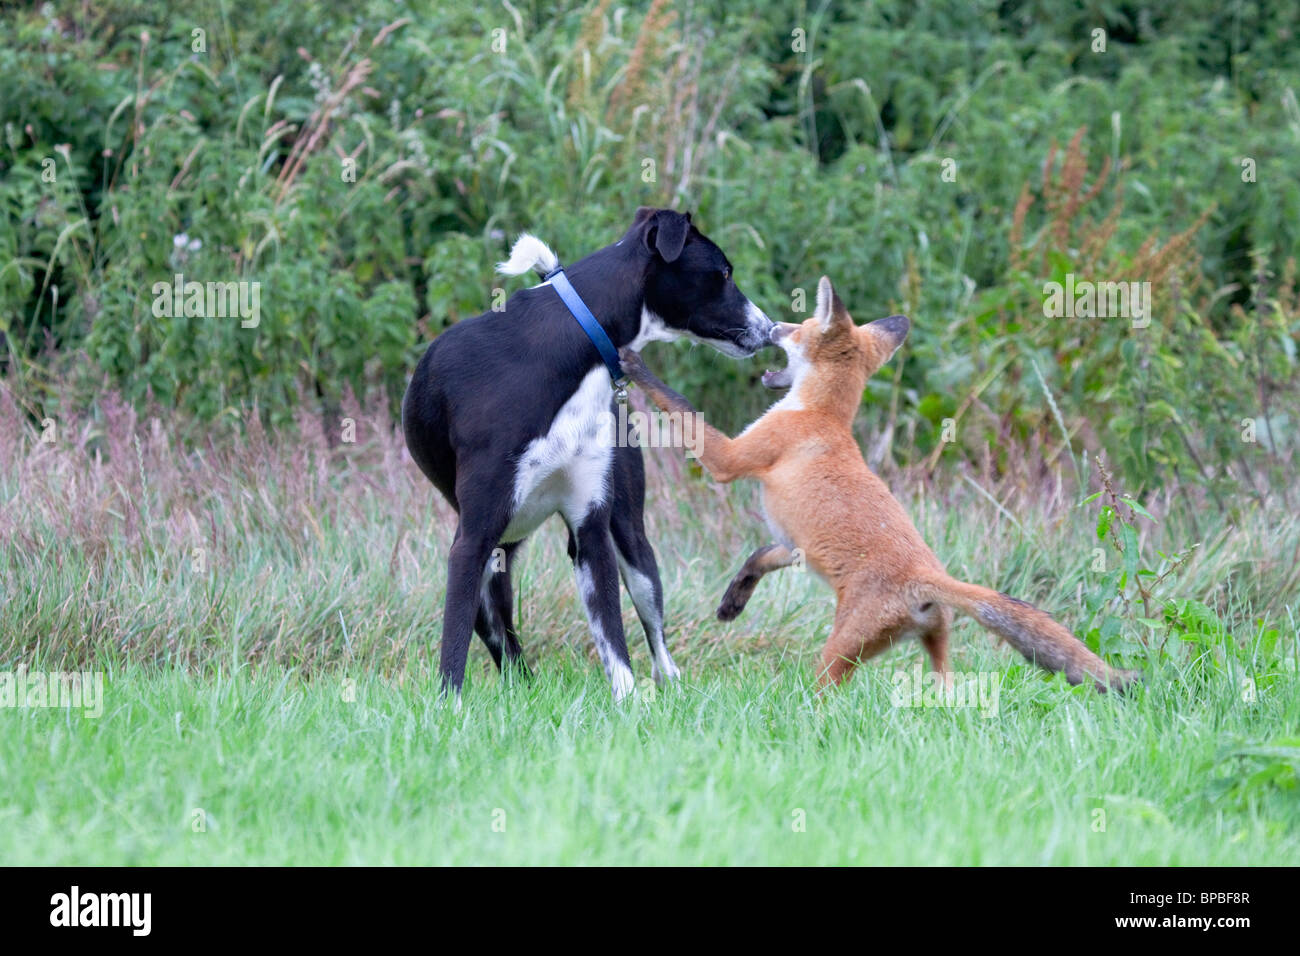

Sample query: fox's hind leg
[816,602,897,689]
[920,611,954,691]
[717,544,796,621]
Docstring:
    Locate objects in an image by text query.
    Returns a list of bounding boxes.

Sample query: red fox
[619,277,1138,692]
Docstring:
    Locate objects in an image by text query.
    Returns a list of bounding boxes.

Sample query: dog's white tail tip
[496,233,560,278]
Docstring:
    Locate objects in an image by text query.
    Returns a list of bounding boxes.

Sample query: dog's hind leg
[438,483,513,699]
[611,513,679,687]
[569,509,636,701]
[609,446,679,685]
[717,544,796,622]
[475,541,529,679]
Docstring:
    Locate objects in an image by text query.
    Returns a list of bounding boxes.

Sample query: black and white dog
[402,207,773,700]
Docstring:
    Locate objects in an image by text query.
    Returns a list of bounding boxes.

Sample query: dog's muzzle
[737,327,773,353]
[740,303,776,353]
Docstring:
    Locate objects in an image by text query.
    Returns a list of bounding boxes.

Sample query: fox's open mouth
[761,364,792,389]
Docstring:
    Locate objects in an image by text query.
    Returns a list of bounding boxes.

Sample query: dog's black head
[628,207,773,357]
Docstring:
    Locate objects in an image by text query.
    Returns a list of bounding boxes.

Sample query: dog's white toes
[609,664,636,702]
[652,656,681,686]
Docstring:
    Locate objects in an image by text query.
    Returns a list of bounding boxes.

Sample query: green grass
[2,654,1297,865]
[1,397,1297,864]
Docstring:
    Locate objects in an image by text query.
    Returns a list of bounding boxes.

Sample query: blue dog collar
[543,266,629,400]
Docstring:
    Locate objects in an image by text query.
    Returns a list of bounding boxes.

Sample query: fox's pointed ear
[866,314,910,356]
[814,276,851,331]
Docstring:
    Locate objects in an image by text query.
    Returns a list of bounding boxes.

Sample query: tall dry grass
[1,378,1295,682]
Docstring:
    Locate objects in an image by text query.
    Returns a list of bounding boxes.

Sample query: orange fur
[620,277,1138,693]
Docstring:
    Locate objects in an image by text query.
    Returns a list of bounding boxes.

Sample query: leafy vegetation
[2,0,1297,499]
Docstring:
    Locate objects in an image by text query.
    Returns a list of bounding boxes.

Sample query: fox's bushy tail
[920,573,1139,692]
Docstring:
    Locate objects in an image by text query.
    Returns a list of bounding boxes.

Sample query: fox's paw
[716,601,741,622]
[716,577,755,622]
[1109,668,1144,695]
[1095,667,1144,695]
[617,347,656,386]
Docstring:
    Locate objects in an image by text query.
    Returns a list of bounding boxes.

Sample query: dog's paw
[651,655,681,686]
[609,663,637,703]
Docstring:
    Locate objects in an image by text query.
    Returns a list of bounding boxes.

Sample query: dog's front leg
[570,507,636,701]
[619,348,776,483]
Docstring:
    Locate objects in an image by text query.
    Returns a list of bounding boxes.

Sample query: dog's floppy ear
[813,276,851,331]
[643,209,691,263]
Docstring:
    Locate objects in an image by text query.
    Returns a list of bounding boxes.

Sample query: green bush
[1,0,1296,502]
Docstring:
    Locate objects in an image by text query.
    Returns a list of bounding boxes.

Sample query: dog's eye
[721,266,732,281]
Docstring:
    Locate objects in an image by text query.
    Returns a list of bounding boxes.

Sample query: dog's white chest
[503,367,614,541]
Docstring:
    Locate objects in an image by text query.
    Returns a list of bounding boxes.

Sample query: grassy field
[1,388,1297,864]
[2,657,1297,866]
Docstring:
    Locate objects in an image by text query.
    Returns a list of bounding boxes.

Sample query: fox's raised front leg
[717,544,796,621]
[619,348,779,483]
[618,347,699,418]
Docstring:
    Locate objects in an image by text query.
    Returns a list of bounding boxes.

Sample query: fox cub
[619,276,1138,692]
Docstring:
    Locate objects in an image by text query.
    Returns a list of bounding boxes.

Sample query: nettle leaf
[1121,496,1155,521]
[1148,399,1178,422]
[1096,504,1115,541]
[1121,524,1140,585]
[1084,627,1102,653]
[1097,616,1124,655]
[1168,599,1230,642]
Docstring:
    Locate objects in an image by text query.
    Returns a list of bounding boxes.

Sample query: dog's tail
[918,571,1139,693]
[496,233,560,278]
